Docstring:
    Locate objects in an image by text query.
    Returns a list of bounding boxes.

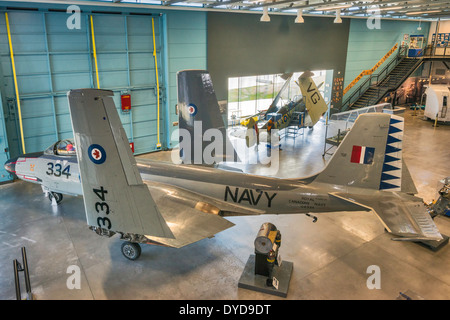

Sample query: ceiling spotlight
[334,9,342,23]
[260,6,270,22]
[295,9,304,23]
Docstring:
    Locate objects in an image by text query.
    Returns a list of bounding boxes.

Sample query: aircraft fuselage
[136,159,364,215]
[6,154,364,216]
[7,153,81,196]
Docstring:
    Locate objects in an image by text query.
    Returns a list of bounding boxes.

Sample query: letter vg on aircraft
[5,70,448,260]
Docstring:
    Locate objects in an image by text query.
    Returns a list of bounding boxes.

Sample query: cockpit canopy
[44,139,77,156]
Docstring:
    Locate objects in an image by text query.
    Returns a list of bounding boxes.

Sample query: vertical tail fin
[67,89,173,239]
[177,70,239,165]
[297,71,328,126]
[315,113,412,192]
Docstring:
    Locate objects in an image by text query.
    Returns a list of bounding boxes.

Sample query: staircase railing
[340,45,409,112]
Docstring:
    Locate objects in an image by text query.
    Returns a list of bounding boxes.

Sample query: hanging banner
[343,43,398,95]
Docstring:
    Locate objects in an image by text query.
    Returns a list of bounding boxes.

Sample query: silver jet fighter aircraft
[4,70,447,260]
[4,139,81,203]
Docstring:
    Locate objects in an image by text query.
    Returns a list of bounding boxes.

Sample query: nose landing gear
[48,192,63,205]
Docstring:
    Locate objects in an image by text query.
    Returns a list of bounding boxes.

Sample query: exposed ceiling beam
[338,1,450,16]
[273,0,450,12]
[205,0,245,8]
[2,0,446,20]
[419,11,450,18]
[243,0,311,10]
[163,0,187,6]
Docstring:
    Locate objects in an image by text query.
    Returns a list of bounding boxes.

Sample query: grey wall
[207,12,350,108]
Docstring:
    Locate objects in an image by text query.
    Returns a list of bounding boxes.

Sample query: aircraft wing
[331,192,443,241]
[143,181,265,248]
[266,72,293,114]
[146,180,265,216]
[144,180,267,248]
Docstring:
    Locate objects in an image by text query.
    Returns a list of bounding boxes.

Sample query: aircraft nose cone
[4,157,18,175]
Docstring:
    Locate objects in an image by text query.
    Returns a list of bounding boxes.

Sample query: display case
[408,35,425,57]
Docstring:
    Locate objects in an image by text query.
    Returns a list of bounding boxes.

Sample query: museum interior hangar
[0,0,449,301]
[0,0,450,180]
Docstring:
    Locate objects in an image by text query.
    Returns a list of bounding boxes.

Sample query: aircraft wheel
[48,192,63,204]
[121,242,141,260]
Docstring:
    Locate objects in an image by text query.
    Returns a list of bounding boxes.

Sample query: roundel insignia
[88,144,107,164]
[283,114,288,123]
[187,103,198,116]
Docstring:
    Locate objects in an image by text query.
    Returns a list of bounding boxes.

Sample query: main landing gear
[121,242,142,260]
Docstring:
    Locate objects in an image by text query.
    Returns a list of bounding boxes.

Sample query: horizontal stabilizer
[331,192,442,241]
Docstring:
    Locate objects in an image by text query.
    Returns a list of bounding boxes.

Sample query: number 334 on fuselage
[4,139,81,200]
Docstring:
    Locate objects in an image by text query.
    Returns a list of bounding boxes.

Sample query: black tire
[48,192,63,204]
[121,242,141,260]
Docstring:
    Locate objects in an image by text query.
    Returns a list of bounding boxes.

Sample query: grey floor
[1,108,449,300]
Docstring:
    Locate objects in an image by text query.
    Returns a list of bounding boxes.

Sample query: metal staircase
[340,46,423,112]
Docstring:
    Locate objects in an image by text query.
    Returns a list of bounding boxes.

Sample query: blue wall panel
[0,2,209,159]
[0,8,169,157]
[0,90,10,182]
[166,10,207,148]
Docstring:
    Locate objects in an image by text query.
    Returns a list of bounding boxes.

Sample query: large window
[228,70,330,121]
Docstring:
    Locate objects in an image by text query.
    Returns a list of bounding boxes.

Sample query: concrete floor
[0,108,449,300]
